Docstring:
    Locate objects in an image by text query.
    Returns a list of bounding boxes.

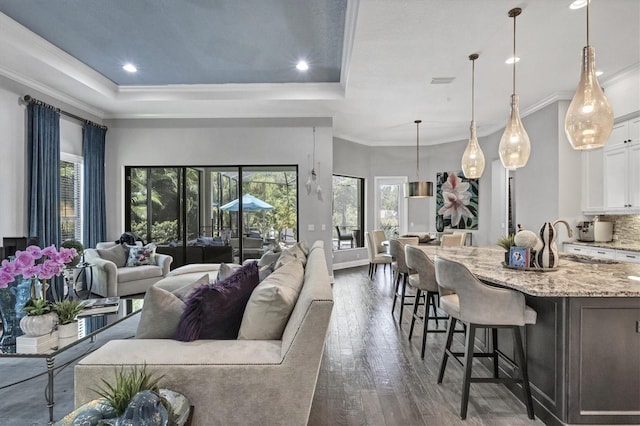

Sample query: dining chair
[389,236,419,325]
[434,255,537,420]
[365,231,392,280]
[440,233,466,247]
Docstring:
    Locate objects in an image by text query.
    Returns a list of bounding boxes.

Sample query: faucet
[553,219,573,238]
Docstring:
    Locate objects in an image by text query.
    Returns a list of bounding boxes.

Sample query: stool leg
[399,275,407,325]
[408,289,422,339]
[392,272,401,316]
[460,324,476,420]
[513,326,535,420]
[492,327,499,379]
[428,292,439,328]
[420,292,431,358]
[437,317,457,383]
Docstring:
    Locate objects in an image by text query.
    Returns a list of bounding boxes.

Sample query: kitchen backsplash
[600,215,640,245]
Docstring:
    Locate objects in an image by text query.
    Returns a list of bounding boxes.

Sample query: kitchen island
[419,246,640,426]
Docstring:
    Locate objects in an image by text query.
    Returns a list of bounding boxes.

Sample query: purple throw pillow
[177,262,259,341]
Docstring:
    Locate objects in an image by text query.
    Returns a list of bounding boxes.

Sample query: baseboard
[332,259,368,270]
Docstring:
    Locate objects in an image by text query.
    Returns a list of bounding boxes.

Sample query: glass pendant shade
[462,121,485,179]
[499,94,531,170]
[565,46,614,150]
[405,119,433,198]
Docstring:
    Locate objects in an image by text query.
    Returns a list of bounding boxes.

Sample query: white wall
[104,118,334,267]
[0,84,28,240]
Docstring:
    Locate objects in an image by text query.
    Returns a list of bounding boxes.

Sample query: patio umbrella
[219,194,274,212]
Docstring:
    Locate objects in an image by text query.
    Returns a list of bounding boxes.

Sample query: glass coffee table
[0,298,142,424]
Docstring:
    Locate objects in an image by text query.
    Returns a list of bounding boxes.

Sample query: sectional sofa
[74,240,334,425]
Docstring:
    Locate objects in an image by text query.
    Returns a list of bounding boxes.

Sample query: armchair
[83,242,173,297]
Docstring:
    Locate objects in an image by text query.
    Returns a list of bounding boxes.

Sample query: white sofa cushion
[117,265,163,283]
[238,260,304,340]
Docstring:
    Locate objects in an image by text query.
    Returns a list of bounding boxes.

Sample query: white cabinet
[603,118,640,213]
[581,148,604,214]
[564,243,637,263]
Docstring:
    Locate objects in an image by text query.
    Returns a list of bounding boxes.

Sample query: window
[60,154,83,241]
[374,177,407,239]
[332,175,364,250]
[125,165,298,265]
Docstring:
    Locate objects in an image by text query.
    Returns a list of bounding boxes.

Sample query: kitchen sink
[561,253,619,265]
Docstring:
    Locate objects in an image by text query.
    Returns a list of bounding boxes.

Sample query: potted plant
[53,298,85,346]
[62,364,190,424]
[61,239,84,267]
[20,298,59,337]
[496,234,515,264]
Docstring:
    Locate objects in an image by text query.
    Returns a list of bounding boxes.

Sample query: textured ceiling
[0,0,637,146]
[0,0,346,85]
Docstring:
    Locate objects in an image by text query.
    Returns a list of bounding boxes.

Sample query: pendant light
[498,7,531,170]
[565,0,614,150]
[404,120,433,198]
[461,53,485,179]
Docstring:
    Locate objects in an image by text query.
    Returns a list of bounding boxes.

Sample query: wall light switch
[308,224,315,231]
[321,224,326,231]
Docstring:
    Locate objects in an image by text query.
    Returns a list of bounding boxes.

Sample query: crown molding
[602,62,640,87]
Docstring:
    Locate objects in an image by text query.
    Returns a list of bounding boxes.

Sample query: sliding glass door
[125,165,297,265]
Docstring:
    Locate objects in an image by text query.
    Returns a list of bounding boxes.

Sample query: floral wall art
[436,171,479,230]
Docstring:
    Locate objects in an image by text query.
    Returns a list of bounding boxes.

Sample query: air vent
[430,77,456,85]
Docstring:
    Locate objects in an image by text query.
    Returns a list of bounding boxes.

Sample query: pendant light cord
[586,0,590,46]
[471,57,475,120]
[512,12,517,95]
[415,120,421,180]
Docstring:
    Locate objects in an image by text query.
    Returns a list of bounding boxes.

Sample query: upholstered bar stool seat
[434,255,537,420]
[404,245,449,358]
[389,237,419,325]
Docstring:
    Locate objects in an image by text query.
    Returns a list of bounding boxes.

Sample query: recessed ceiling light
[505,56,520,65]
[122,63,137,73]
[569,0,588,10]
[595,70,604,77]
[296,60,309,71]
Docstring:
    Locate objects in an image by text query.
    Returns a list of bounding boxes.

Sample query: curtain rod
[22,95,108,130]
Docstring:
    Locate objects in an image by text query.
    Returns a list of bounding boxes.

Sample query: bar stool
[389,236,419,324]
[434,255,536,420]
[404,245,449,358]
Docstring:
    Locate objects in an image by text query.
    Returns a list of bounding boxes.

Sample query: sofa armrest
[84,249,118,297]
[155,253,173,276]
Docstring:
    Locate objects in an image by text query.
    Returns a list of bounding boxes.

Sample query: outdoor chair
[335,226,354,249]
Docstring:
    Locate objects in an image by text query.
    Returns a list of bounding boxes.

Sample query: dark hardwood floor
[308,265,543,426]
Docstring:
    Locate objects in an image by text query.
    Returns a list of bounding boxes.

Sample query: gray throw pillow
[135,274,209,339]
[273,244,306,270]
[173,273,210,300]
[238,260,305,340]
[97,244,128,268]
[258,250,281,268]
[216,263,241,282]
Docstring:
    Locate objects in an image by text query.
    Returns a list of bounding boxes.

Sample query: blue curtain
[27,103,61,249]
[83,123,107,248]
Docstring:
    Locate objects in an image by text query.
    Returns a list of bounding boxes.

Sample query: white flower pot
[57,321,79,347]
[19,312,59,337]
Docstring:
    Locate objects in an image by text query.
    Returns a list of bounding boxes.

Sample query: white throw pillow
[237,260,304,340]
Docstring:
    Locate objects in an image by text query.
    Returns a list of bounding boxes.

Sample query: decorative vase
[19,312,59,337]
[57,321,78,348]
[436,215,445,232]
[536,220,572,269]
[0,278,31,348]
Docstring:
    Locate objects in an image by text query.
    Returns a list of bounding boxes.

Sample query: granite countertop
[419,246,640,298]
[565,240,640,253]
